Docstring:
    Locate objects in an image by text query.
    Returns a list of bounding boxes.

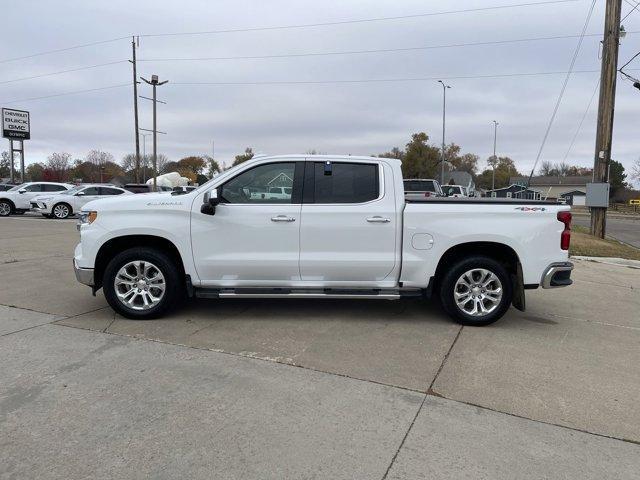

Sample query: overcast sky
[2,0,639,185]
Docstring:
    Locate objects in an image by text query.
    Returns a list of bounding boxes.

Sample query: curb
[571,256,640,269]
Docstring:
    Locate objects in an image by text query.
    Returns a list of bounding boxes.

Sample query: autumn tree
[233,148,254,166]
[476,156,520,190]
[398,133,441,179]
[203,155,220,178]
[26,162,45,181]
[449,152,479,176]
[0,151,10,177]
[44,152,72,181]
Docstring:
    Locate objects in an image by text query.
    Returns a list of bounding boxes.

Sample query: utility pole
[492,120,499,191]
[591,0,622,239]
[129,36,141,183]
[437,80,452,185]
[141,133,150,182]
[140,75,168,192]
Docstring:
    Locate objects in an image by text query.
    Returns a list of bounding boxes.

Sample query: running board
[194,287,422,300]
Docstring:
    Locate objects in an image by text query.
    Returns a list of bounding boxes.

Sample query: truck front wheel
[103,248,181,319]
[439,256,512,326]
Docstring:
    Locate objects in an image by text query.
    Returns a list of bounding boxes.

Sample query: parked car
[172,186,197,194]
[31,184,132,219]
[0,183,20,192]
[0,182,73,216]
[74,155,573,326]
[442,185,468,197]
[124,183,173,194]
[403,179,443,198]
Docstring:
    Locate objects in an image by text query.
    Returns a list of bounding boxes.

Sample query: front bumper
[541,262,573,289]
[73,258,94,286]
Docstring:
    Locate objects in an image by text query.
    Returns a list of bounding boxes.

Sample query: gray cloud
[1,0,639,185]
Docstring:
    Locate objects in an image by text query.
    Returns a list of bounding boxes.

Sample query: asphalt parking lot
[1,215,639,479]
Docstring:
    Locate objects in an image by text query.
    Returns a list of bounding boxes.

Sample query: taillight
[424,192,432,197]
[557,211,571,250]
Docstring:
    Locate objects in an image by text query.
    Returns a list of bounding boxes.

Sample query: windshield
[442,186,463,196]
[8,183,28,192]
[196,161,251,191]
[404,180,437,192]
[61,186,84,195]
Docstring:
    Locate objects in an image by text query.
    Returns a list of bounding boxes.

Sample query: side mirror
[18,188,26,194]
[76,191,85,196]
[201,188,220,215]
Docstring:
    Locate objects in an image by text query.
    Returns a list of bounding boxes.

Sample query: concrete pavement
[1,215,639,478]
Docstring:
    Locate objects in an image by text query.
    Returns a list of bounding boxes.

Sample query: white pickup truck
[73,155,573,326]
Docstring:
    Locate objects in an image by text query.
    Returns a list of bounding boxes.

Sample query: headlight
[78,211,98,226]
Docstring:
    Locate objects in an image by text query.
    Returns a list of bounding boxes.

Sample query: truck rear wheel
[103,247,181,319]
[439,256,512,326]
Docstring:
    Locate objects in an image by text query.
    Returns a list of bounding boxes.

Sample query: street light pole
[140,75,168,192]
[492,120,499,191]
[438,80,452,185]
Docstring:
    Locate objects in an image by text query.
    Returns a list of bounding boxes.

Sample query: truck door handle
[271,215,296,222]
[366,216,391,223]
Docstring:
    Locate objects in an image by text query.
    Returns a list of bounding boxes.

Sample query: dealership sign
[2,108,30,140]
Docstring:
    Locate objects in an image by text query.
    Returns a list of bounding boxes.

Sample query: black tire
[0,200,13,217]
[103,247,182,320]
[439,255,512,326]
[52,203,71,219]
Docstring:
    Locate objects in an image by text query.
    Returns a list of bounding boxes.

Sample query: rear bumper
[73,258,94,286]
[541,262,573,289]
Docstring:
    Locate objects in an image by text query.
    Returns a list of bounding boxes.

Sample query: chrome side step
[194,287,422,300]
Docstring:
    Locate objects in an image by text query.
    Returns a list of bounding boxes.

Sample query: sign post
[2,108,30,183]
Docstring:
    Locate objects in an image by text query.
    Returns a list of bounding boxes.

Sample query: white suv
[32,184,132,219]
[0,182,73,216]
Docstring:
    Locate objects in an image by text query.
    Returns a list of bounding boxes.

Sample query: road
[573,214,640,248]
[1,215,639,479]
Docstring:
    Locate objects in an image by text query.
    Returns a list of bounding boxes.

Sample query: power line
[139,0,581,38]
[622,0,640,21]
[171,69,615,86]
[139,31,639,63]
[562,79,600,162]
[0,36,129,65]
[0,83,129,105]
[0,60,127,85]
[0,0,580,66]
[6,68,640,105]
[527,0,597,185]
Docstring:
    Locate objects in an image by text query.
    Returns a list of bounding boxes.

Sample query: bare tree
[556,161,571,177]
[85,149,114,166]
[46,152,72,173]
[632,157,640,182]
[538,160,554,176]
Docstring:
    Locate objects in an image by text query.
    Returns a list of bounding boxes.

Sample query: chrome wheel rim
[454,268,503,317]
[114,260,166,311]
[53,204,69,218]
[0,203,10,216]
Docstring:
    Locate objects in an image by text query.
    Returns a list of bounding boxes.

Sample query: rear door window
[309,162,379,204]
[99,187,124,195]
[43,184,67,192]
